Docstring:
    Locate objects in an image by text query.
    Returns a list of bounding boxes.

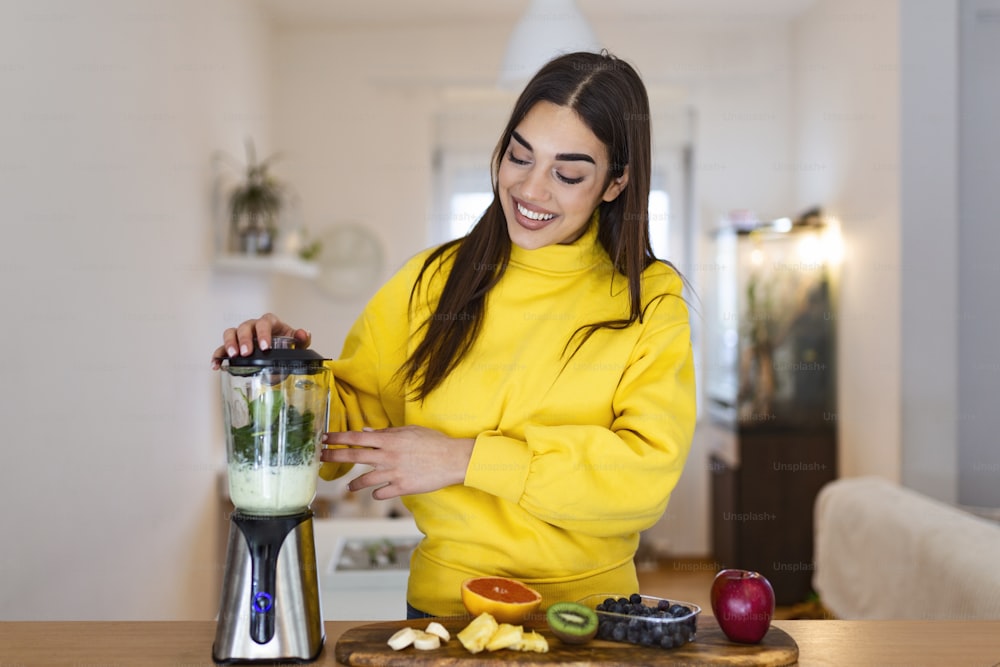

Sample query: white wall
[789,0,1000,508]
[899,0,959,503]
[790,0,902,482]
[0,0,274,619]
[957,0,1000,507]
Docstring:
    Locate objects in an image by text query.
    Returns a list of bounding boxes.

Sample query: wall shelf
[213,253,319,279]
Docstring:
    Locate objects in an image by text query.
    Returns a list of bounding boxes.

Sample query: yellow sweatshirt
[320,221,697,615]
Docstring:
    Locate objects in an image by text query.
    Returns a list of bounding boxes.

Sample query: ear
[601,165,629,203]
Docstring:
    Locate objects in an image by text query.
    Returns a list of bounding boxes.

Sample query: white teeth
[517,202,555,221]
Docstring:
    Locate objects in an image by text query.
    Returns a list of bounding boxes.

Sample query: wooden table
[0,618,997,666]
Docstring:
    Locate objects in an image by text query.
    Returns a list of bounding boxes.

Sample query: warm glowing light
[750,248,764,266]
[822,218,845,266]
[797,234,823,265]
[773,217,793,232]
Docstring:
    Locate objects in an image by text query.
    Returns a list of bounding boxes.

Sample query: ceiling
[257,0,819,27]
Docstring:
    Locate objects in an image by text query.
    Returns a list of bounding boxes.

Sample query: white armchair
[813,476,1000,619]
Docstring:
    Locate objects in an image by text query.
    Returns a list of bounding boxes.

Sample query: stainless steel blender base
[213,511,325,664]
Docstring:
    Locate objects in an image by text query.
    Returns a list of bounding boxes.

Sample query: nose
[520,164,549,202]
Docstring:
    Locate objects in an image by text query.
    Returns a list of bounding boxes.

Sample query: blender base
[213,510,325,664]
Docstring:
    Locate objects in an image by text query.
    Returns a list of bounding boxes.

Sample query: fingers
[295,328,312,348]
[320,434,388,493]
[319,444,398,498]
[219,319,262,359]
[321,429,384,449]
[320,442,378,463]
[213,313,311,368]
[347,468,391,493]
[211,344,228,369]
[345,466,402,500]
[241,317,267,354]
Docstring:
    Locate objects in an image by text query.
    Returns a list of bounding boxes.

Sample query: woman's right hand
[210,312,312,370]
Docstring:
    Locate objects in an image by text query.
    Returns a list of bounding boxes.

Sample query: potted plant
[221,138,284,255]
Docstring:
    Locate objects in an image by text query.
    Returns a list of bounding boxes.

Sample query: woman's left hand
[320,426,474,500]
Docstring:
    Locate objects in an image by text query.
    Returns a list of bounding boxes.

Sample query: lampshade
[498,0,601,89]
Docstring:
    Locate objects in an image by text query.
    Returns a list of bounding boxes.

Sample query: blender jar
[221,337,330,515]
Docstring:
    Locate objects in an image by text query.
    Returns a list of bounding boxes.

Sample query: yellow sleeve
[318,253,426,480]
[464,290,697,536]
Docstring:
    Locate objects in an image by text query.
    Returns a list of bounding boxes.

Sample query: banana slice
[425,621,451,642]
[387,626,417,651]
[412,630,442,650]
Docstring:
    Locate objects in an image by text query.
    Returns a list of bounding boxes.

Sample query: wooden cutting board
[335,615,798,666]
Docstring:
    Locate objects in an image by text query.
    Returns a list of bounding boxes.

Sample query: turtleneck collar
[508,211,605,274]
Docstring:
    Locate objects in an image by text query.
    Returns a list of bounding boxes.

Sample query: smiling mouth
[516,201,556,222]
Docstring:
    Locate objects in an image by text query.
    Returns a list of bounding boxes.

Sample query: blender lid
[226,336,328,368]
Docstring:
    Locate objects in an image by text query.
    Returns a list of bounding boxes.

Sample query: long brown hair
[400,51,657,400]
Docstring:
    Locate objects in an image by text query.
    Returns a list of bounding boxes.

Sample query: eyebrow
[511,130,596,165]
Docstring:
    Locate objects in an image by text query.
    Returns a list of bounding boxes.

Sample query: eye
[506,149,529,166]
[556,172,584,185]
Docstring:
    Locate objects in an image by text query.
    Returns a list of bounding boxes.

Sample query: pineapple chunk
[457,612,499,654]
[513,630,549,653]
[485,623,523,652]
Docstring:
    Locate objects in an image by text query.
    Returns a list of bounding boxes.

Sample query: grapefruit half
[460,576,542,624]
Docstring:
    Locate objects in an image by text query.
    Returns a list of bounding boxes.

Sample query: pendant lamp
[498,0,601,89]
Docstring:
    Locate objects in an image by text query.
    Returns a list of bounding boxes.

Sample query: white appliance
[313,517,422,621]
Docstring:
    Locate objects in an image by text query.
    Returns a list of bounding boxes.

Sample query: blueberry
[597,594,699,648]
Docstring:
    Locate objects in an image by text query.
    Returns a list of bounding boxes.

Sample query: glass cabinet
[705,211,840,606]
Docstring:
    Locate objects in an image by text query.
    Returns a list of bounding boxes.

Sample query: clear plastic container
[577,594,700,650]
[221,337,330,515]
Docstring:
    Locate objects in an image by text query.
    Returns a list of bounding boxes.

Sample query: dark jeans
[406,602,433,620]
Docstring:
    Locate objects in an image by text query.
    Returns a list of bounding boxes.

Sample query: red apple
[710,568,775,644]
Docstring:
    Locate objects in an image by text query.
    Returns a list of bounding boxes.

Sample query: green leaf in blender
[232,386,317,466]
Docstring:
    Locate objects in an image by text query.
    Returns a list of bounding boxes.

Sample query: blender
[213,336,329,664]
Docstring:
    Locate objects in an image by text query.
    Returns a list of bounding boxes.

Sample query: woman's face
[497,101,629,250]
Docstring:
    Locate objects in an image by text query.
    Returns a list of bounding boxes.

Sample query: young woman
[212,51,697,619]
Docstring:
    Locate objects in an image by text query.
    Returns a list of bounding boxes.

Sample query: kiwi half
[546,601,599,644]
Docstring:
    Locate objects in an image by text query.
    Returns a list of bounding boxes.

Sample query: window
[448,191,493,240]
